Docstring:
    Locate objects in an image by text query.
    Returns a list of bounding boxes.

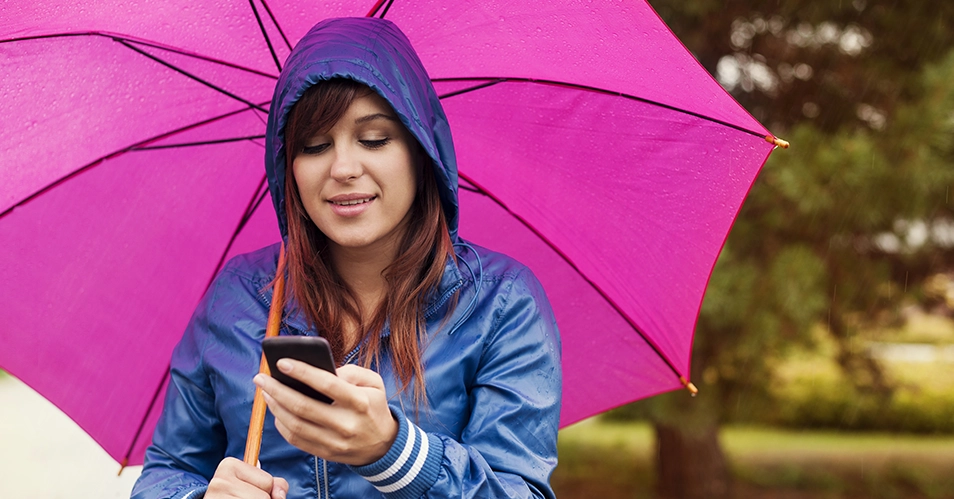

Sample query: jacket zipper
[324,458,330,498]
[315,456,324,499]
[315,344,360,499]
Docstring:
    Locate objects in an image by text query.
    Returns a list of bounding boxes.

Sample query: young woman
[132,17,561,499]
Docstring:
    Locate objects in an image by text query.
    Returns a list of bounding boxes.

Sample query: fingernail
[277,359,292,373]
[253,374,265,386]
[278,489,286,499]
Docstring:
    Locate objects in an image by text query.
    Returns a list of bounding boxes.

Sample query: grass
[871,313,954,345]
[554,419,655,498]
[553,419,954,498]
[726,427,954,498]
[768,315,954,433]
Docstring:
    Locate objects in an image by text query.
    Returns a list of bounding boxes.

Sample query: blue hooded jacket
[132,17,561,499]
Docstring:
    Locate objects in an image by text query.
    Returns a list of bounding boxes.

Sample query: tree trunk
[654,422,731,499]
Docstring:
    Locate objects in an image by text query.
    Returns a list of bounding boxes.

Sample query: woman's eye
[301,144,330,155]
[361,138,391,149]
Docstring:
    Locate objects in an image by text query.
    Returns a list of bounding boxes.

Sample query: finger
[228,459,277,492]
[271,477,289,499]
[256,372,343,422]
[254,370,339,421]
[262,389,309,429]
[272,358,361,406]
[267,393,348,457]
[336,364,385,389]
[256,367,365,433]
[211,458,275,497]
[263,389,341,445]
[255,371,319,405]
[207,477,272,499]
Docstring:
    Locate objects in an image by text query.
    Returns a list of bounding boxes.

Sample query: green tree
[636,2,954,497]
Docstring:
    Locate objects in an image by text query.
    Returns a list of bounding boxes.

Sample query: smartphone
[262,336,337,403]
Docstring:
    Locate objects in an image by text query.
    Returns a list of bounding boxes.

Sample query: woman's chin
[325,230,401,255]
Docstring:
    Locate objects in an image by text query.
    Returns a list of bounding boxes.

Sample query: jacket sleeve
[350,268,562,499]
[130,275,229,499]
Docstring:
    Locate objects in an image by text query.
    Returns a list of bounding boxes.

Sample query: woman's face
[292,91,420,255]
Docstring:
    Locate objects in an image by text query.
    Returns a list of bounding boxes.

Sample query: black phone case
[262,336,336,403]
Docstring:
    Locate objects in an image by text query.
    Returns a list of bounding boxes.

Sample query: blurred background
[556,0,954,498]
[3,0,953,498]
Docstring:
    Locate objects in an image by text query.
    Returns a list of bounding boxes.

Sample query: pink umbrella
[0,0,784,467]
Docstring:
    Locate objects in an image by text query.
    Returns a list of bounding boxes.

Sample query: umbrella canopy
[0,0,781,466]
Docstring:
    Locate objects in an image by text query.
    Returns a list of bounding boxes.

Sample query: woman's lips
[328,194,376,217]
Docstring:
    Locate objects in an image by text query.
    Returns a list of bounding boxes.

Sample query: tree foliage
[631,0,954,424]
[651,0,954,135]
[623,2,954,496]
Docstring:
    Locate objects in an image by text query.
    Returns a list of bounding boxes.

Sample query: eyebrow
[355,113,398,125]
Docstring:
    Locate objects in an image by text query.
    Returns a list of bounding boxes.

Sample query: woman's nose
[329,145,362,182]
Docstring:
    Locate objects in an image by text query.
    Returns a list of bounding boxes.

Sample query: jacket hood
[265,17,460,241]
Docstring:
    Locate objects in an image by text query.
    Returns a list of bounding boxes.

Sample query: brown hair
[281,78,453,401]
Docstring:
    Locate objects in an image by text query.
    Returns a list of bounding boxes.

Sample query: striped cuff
[349,409,444,499]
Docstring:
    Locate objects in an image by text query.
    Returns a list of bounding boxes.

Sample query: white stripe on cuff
[365,418,417,483]
[375,426,430,494]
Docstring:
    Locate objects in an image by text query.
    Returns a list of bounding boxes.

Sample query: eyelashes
[301,137,391,155]
[301,144,330,155]
[360,138,391,149]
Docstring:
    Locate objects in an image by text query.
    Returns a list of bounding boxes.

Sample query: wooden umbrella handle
[244,243,287,465]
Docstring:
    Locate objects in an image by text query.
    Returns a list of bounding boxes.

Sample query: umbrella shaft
[244,244,287,465]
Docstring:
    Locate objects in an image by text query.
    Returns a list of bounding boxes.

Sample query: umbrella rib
[244,180,272,225]
[378,0,396,18]
[204,177,272,293]
[1,32,278,80]
[122,365,171,468]
[117,39,269,113]
[458,171,688,382]
[0,104,267,220]
[435,77,767,140]
[260,0,292,51]
[118,37,279,80]
[437,79,508,100]
[133,135,266,150]
[248,0,283,72]
[365,0,388,17]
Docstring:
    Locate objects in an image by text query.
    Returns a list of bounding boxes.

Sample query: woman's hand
[206,457,288,499]
[254,360,399,466]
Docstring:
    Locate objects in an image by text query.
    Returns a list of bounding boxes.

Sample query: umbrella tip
[117,458,128,476]
[765,135,790,149]
[679,376,699,397]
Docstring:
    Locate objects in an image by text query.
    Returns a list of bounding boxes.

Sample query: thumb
[271,477,289,499]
